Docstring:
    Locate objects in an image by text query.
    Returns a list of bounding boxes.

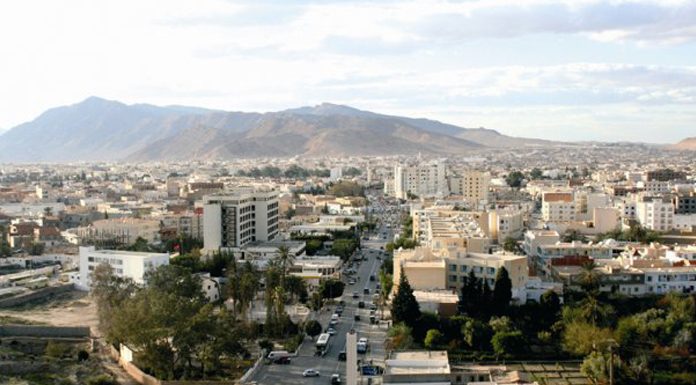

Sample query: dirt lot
[0,290,99,334]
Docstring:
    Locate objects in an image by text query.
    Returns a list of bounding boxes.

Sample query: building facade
[202,189,279,250]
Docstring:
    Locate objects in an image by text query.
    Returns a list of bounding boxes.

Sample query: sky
[0,0,695,143]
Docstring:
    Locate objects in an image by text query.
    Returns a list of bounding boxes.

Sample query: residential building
[383,351,451,385]
[636,197,674,232]
[202,189,279,250]
[541,191,575,221]
[448,171,490,204]
[393,161,448,199]
[77,246,169,290]
[673,192,696,214]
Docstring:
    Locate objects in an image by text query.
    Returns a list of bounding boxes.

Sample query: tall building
[448,170,490,204]
[393,161,448,199]
[202,189,279,250]
[636,197,674,232]
[78,246,169,290]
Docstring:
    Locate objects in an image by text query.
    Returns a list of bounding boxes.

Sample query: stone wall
[0,283,75,308]
[0,325,90,338]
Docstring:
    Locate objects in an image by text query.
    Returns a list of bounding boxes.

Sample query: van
[267,350,289,360]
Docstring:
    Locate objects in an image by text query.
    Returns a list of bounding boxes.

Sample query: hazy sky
[1,0,695,143]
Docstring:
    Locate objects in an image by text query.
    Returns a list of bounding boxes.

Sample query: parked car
[273,356,291,364]
[303,369,320,377]
[358,301,365,308]
[331,374,342,384]
[354,314,361,321]
[352,291,359,299]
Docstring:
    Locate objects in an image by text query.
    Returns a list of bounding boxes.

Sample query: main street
[251,197,399,385]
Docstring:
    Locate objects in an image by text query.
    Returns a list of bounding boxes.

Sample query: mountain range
[0,97,561,162]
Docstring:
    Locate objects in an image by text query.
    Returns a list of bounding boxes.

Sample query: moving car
[331,374,342,384]
[352,291,359,299]
[358,301,365,308]
[303,369,320,377]
[326,327,337,335]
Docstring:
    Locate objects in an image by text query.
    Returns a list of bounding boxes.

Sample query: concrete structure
[522,230,560,257]
[202,189,279,250]
[448,171,490,204]
[383,351,451,385]
[394,246,529,303]
[393,161,448,200]
[541,191,575,222]
[346,330,358,385]
[636,197,674,232]
[78,246,169,290]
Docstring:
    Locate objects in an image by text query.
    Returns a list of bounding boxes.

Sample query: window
[88,257,94,262]
[449,275,457,282]
[450,264,457,272]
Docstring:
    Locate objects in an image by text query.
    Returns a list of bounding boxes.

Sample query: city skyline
[1,0,695,143]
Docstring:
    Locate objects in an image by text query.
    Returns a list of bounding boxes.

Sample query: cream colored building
[393,161,448,199]
[393,246,529,303]
[541,191,575,221]
[448,170,490,205]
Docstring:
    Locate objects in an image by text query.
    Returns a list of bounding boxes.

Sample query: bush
[86,375,119,385]
[77,349,90,361]
[44,341,71,359]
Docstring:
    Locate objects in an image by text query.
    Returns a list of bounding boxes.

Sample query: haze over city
[1,0,696,142]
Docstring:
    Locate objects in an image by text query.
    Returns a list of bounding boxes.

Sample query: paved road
[251,200,399,385]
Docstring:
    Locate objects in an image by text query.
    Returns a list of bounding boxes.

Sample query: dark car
[274,357,291,364]
[358,301,365,308]
[354,314,361,321]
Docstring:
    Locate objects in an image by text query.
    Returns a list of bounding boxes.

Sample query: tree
[562,321,613,356]
[285,275,308,303]
[529,168,543,180]
[540,290,561,328]
[502,237,518,253]
[91,264,137,343]
[581,351,610,385]
[491,330,525,358]
[462,318,492,350]
[304,320,322,339]
[505,171,525,188]
[578,261,600,295]
[391,274,421,327]
[319,279,345,299]
[386,323,413,351]
[424,329,443,349]
[493,267,512,312]
[275,245,294,288]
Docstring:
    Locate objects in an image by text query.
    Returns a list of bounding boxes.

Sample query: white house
[77,246,169,290]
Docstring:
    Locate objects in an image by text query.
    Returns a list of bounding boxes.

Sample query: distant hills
[0,97,557,162]
[670,137,696,151]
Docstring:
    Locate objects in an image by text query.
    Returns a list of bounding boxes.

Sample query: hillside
[0,98,556,162]
[671,137,696,151]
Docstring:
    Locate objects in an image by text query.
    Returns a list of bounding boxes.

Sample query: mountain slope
[129,113,482,160]
[0,98,559,162]
[670,137,696,151]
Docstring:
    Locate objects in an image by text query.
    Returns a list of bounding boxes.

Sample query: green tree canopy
[391,274,421,327]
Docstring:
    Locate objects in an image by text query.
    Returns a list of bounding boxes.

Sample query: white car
[303,369,320,377]
[358,337,368,344]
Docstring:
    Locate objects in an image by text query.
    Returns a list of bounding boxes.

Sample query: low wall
[0,283,75,308]
[0,325,90,338]
[109,345,240,385]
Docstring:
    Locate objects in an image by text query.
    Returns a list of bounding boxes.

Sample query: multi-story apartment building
[541,191,575,221]
[77,246,169,290]
[636,197,674,232]
[645,168,686,182]
[673,192,696,214]
[393,246,529,303]
[393,161,448,199]
[202,189,279,250]
[448,170,490,204]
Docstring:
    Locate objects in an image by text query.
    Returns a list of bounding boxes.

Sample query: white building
[636,198,674,232]
[329,167,343,182]
[77,246,169,290]
[202,189,279,250]
[393,161,448,200]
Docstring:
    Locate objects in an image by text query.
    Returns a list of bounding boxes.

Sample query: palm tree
[275,245,294,287]
[578,261,600,294]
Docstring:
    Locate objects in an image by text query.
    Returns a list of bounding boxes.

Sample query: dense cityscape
[0,145,694,384]
[2,1,696,385]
